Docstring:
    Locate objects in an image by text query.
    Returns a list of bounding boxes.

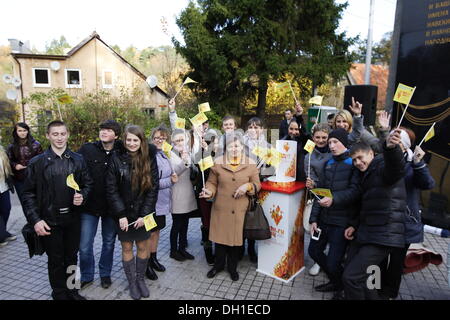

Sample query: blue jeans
[308,223,348,287]
[79,213,117,282]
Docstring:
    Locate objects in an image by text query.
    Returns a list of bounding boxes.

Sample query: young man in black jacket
[342,129,406,300]
[77,120,124,290]
[308,128,360,299]
[22,120,93,300]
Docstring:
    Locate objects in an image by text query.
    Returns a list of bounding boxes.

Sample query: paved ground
[1,192,449,300]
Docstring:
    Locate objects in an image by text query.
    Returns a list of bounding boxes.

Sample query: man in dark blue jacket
[77,120,124,290]
[308,128,360,299]
[343,129,406,300]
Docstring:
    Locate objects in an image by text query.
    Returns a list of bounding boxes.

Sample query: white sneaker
[309,263,321,276]
[6,234,17,241]
[0,241,8,247]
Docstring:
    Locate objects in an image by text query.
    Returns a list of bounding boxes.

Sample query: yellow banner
[66,173,80,191]
[175,117,186,129]
[198,102,211,113]
[304,139,316,153]
[424,126,435,142]
[308,96,323,105]
[275,82,290,91]
[143,213,157,231]
[311,188,333,198]
[393,83,415,105]
[199,156,214,172]
[190,112,208,126]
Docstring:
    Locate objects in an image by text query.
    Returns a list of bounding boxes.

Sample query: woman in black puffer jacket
[106,125,159,300]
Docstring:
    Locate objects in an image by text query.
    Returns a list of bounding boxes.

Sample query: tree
[173,0,356,118]
[353,32,392,65]
[45,36,71,55]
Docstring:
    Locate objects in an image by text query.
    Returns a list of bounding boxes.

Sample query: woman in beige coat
[200,132,260,281]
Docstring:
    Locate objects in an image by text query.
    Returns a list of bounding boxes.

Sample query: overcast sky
[0,0,397,51]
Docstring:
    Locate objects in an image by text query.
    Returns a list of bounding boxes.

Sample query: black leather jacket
[105,144,159,221]
[22,148,94,226]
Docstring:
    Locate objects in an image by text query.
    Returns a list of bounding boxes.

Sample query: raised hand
[386,128,402,148]
[377,111,391,130]
[348,97,363,116]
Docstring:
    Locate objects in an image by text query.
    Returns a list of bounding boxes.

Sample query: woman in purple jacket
[7,123,43,205]
[146,125,178,280]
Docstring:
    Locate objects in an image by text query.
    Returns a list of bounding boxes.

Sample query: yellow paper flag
[311,188,333,198]
[424,125,435,142]
[393,83,415,105]
[304,139,316,153]
[183,77,198,85]
[57,94,73,104]
[275,82,290,92]
[198,102,211,113]
[251,146,266,158]
[262,148,282,168]
[143,213,157,232]
[66,173,80,191]
[199,156,214,172]
[162,141,172,158]
[190,112,208,126]
[308,96,323,105]
[175,117,186,129]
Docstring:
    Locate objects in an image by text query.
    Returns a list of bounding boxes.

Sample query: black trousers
[41,215,81,297]
[379,244,410,299]
[215,243,240,273]
[342,242,399,300]
[170,214,189,252]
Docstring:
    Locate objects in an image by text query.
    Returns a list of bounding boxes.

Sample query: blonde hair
[0,145,13,182]
[333,110,353,133]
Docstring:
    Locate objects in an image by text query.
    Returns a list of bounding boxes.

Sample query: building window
[103,70,113,88]
[65,69,82,88]
[143,108,155,118]
[32,68,51,87]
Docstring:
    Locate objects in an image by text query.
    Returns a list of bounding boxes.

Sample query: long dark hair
[123,125,152,195]
[12,122,34,159]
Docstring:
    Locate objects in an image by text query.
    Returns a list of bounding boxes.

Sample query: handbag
[22,223,45,258]
[303,193,313,234]
[243,184,271,240]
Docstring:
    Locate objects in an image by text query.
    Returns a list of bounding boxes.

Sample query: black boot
[248,239,257,263]
[201,226,215,265]
[146,259,158,281]
[150,252,166,272]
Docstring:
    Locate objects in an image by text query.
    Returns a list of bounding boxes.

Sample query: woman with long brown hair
[106,125,159,300]
[0,144,15,247]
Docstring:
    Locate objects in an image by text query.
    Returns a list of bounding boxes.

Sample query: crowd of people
[0,97,435,300]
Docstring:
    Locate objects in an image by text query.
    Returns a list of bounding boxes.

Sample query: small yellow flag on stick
[190,112,208,127]
[419,122,436,146]
[393,83,415,105]
[162,141,173,158]
[57,94,73,104]
[304,140,316,154]
[199,156,214,172]
[275,82,290,92]
[308,96,323,105]
[175,117,186,129]
[66,173,80,191]
[311,188,333,198]
[183,77,198,85]
[198,102,211,113]
[143,213,157,231]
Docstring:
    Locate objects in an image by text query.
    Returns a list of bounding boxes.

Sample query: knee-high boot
[122,258,141,300]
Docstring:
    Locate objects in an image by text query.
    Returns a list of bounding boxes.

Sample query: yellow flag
[143,213,157,232]
[251,146,266,158]
[162,141,172,158]
[175,117,186,129]
[308,96,323,105]
[304,139,316,153]
[262,148,282,168]
[190,112,208,126]
[424,126,435,142]
[393,83,415,105]
[66,173,80,191]
[57,94,73,104]
[199,156,214,172]
[183,77,198,85]
[275,82,290,92]
[198,102,211,113]
[311,188,333,198]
